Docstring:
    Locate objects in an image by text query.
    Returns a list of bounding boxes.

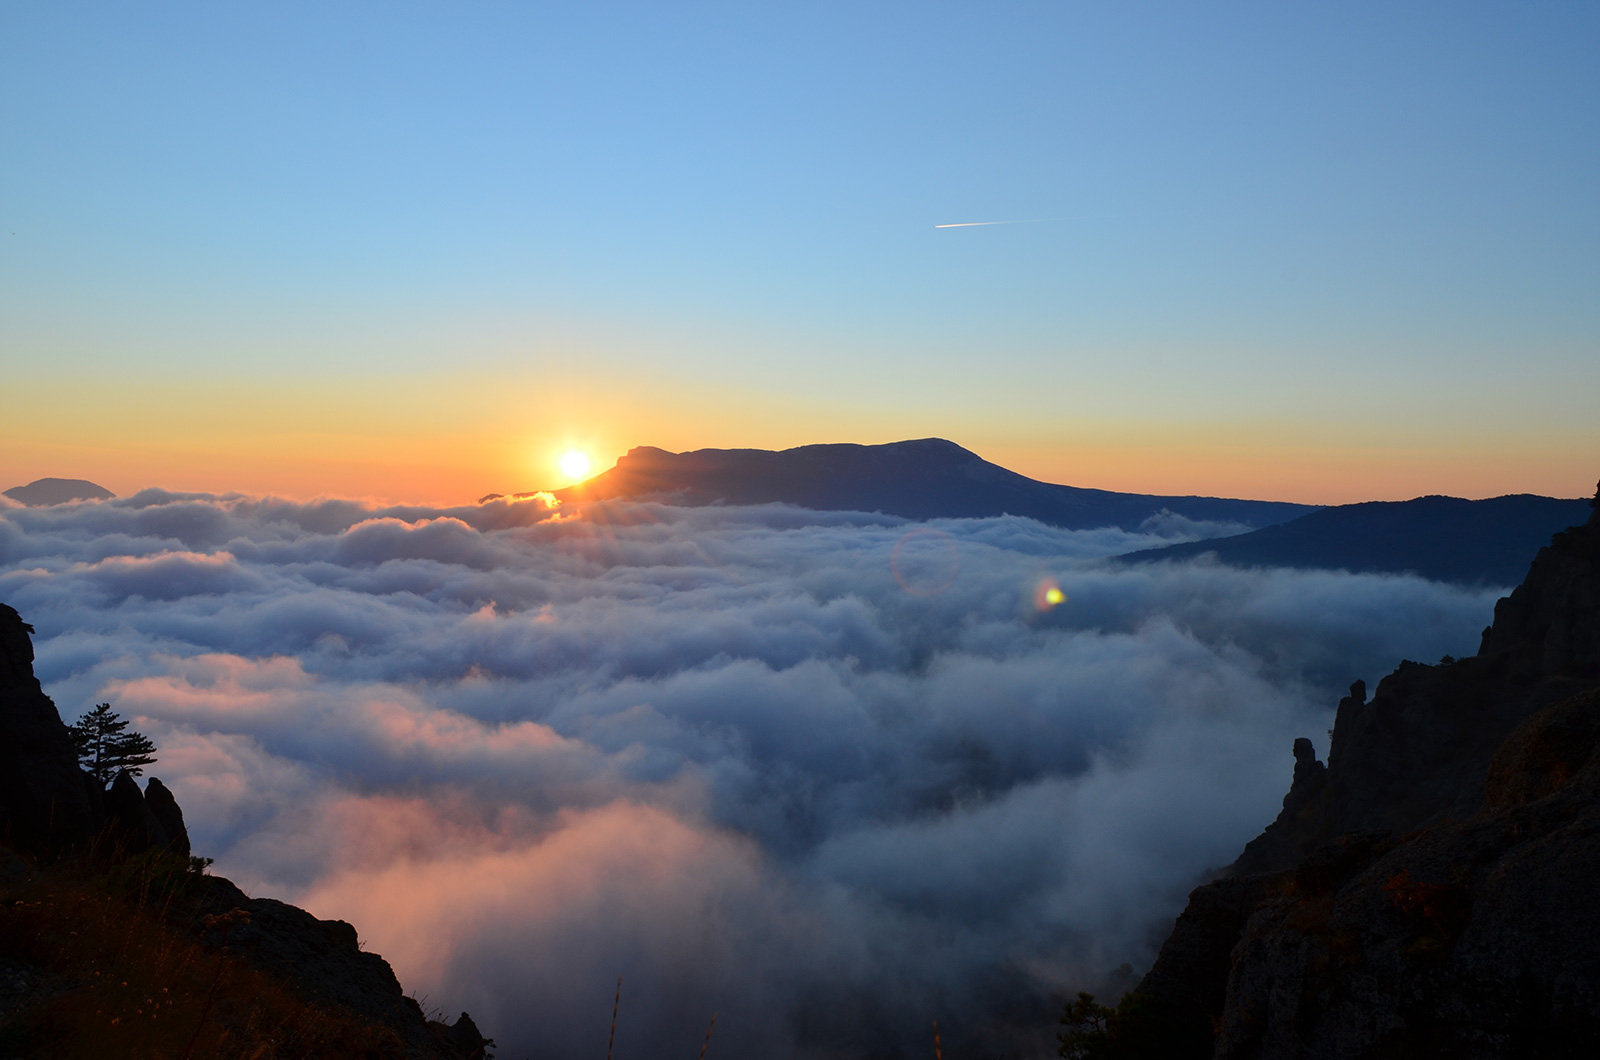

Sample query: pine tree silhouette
[68,703,157,785]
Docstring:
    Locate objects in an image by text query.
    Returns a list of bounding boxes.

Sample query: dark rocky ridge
[1118,493,1591,586]
[1131,483,1600,1058]
[0,601,487,1058]
[530,438,1316,531]
[187,878,482,1058]
[0,603,101,858]
[143,775,191,858]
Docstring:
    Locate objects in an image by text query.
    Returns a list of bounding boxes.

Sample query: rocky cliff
[0,603,489,1059]
[0,604,102,859]
[1128,484,1600,1058]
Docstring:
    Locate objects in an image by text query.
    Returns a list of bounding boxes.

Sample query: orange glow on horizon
[0,373,1593,507]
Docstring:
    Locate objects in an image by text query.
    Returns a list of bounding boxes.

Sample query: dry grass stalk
[605,972,622,1060]
[697,1012,717,1059]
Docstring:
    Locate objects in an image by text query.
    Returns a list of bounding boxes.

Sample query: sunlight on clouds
[296,799,769,999]
[3,371,1593,506]
[0,489,1507,1057]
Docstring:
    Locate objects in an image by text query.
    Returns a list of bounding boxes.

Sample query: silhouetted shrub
[67,703,157,785]
[1058,991,1210,1059]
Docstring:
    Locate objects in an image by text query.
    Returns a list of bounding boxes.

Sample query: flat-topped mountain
[535,439,1316,532]
[1119,493,1591,586]
[3,478,114,506]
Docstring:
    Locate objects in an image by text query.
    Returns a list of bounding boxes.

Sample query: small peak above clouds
[3,478,115,506]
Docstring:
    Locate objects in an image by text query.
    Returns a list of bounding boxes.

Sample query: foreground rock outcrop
[0,604,102,858]
[1130,485,1600,1058]
[0,602,489,1059]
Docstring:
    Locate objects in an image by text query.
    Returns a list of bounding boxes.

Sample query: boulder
[104,769,170,855]
[429,1011,492,1060]
[143,776,191,857]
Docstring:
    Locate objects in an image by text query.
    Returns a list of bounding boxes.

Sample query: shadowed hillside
[1119,493,1590,586]
[0,603,490,1059]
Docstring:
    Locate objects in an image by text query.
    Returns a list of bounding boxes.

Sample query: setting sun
[558,449,592,482]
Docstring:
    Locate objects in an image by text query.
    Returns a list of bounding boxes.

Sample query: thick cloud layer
[0,491,1505,1056]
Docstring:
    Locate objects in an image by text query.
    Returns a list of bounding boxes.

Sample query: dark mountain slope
[1119,493,1590,586]
[0,603,488,1059]
[542,438,1314,531]
[1122,487,1600,1059]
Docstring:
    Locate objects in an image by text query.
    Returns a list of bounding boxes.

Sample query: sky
[3,1,1598,502]
[1,489,1502,1055]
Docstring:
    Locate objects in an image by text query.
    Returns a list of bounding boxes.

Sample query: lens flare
[1034,578,1066,612]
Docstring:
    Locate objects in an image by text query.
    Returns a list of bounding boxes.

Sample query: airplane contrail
[933,218,1061,229]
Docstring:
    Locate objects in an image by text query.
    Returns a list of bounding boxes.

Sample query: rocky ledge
[1127,484,1600,1058]
[0,602,490,1059]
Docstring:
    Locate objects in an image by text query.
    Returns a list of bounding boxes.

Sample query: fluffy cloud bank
[0,491,1505,1056]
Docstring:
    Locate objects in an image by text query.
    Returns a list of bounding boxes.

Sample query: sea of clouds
[0,491,1505,1057]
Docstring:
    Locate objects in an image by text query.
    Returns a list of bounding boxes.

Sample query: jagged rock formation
[2,478,114,506]
[1,603,191,863]
[0,602,489,1058]
[0,603,100,857]
[1232,735,1330,875]
[190,876,487,1058]
[1480,497,1600,673]
[1132,483,1600,1058]
[535,438,1316,531]
[143,775,191,858]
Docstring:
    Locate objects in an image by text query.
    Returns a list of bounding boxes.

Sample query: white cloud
[0,492,1505,1057]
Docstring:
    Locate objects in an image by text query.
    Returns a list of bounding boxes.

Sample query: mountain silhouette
[1123,483,1600,1057]
[0,602,489,1059]
[541,439,1315,531]
[3,478,115,506]
[1117,493,1591,586]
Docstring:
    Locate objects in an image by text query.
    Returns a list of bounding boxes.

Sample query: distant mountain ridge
[3,478,115,506]
[1119,493,1591,586]
[529,438,1317,532]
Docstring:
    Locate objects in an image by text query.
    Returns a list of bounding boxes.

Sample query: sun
[558,449,592,482]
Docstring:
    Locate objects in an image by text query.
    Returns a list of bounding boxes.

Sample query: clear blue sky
[3,2,1597,502]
